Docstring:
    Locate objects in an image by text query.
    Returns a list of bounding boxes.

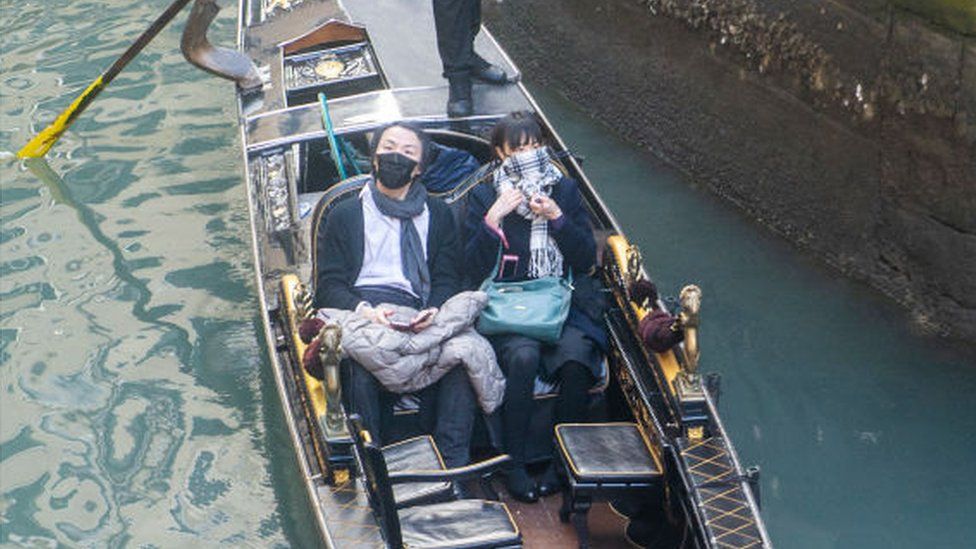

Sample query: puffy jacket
[315,291,505,413]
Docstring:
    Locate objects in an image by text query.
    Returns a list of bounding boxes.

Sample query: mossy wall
[484,0,976,341]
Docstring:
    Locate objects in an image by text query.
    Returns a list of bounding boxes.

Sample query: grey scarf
[368,179,431,306]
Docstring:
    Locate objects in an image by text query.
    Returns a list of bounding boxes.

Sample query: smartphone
[388,313,414,331]
[389,309,434,331]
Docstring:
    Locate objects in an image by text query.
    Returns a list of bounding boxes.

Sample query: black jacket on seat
[314,191,462,310]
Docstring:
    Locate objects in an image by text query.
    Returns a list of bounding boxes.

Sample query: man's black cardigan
[313,194,461,310]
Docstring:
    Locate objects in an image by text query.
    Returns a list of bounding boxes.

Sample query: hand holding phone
[409,308,436,332]
[388,308,437,332]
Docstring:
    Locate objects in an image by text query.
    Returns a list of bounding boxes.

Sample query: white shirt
[354,186,429,297]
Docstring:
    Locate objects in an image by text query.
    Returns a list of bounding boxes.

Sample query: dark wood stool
[555,422,662,548]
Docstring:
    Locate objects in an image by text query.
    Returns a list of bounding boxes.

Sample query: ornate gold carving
[317,322,346,437]
[332,467,350,485]
[293,282,314,320]
[626,244,642,287]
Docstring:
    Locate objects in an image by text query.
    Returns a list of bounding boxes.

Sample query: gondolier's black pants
[433,0,490,80]
[343,285,477,467]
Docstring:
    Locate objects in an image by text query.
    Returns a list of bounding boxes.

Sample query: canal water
[1,1,974,547]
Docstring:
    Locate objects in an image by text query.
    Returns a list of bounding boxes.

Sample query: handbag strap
[485,241,504,284]
[484,240,574,285]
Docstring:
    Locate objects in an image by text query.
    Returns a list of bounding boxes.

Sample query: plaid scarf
[492,147,564,278]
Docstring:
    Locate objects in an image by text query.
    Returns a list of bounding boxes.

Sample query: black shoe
[505,466,539,503]
[536,464,562,497]
[447,76,473,117]
[473,63,515,85]
[447,98,472,118]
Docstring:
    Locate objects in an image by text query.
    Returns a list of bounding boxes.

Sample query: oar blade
[17,76,105,159]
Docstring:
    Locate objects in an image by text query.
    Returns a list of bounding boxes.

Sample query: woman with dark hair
[464,111,606,502]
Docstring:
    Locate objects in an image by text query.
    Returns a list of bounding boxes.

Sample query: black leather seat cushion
[383,436,453,508]
[400,499,520,548]
[555,423,661,484]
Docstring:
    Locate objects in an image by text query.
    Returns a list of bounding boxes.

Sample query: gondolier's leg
[418,367,476,467]
[344,359,397,446]
[433,0,476,117]
[433,0,512,117]
[433,0,477,82]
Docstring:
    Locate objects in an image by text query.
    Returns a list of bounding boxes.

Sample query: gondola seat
[384,435,454,508]
[554,422,662,548]
[399,500,521,549]
[349,415,521,549]
[306,170,610,403]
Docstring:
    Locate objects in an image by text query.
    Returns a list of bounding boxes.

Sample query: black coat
[464,176,608,351]
[314,194,461,310]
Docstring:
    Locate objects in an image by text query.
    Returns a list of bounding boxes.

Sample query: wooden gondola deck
[501,494,634,548]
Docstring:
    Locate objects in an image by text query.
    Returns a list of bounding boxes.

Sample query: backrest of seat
[347,415,404,548]
[432,162,494,241]
[309,174,372,295]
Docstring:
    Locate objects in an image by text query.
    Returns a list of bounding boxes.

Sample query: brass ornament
[316,322,346,437]
[677,284,704,399]
[314,59,345,79]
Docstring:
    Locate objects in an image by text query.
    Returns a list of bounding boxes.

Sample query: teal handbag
[477,246,573,343]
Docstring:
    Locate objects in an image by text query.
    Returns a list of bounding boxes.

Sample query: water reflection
[0,1,296,545]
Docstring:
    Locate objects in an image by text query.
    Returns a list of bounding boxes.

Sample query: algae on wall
[893,0,976,35]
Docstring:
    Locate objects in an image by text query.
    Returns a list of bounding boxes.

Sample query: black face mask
[374,152,418,190]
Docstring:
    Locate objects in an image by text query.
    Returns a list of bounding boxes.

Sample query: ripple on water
[1,1,291,545]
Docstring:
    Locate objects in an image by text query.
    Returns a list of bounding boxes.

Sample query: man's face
[374,126,423,179]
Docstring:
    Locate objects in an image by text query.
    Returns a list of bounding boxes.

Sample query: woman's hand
[529,194,562,221]
[485,187,524,229]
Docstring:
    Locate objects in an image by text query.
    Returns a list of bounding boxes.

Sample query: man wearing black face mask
[313,122,475,468]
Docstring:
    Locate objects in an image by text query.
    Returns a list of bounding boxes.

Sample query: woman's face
[496,136,540,160]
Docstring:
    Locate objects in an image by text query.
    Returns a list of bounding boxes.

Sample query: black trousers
[432,0,490,79]
[346,362,476,467]
[343,285,477,467]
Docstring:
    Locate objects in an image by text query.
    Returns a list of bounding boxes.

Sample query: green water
[1,1,975,547]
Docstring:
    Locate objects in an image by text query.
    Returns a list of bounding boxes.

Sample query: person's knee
[506,345,541,376]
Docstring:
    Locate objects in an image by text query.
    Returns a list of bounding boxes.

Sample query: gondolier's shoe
[473,63,515,85]
[473,54,517,84]
[447,76,473,118]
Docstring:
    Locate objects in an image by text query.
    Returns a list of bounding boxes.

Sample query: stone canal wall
[484,0,976,341]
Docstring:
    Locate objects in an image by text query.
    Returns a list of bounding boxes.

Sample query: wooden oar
[17,0,194,159]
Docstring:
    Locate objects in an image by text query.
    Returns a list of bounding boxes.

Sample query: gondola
[180,0,772,546]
